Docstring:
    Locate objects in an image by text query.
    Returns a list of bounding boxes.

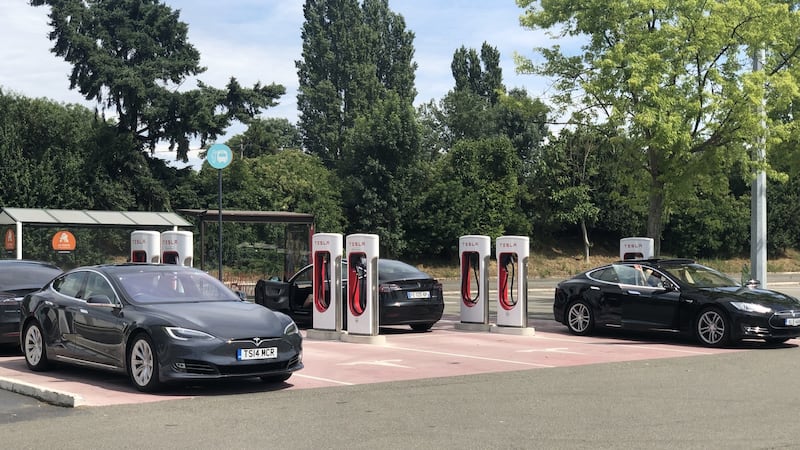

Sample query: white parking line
[385,345,555,368]
[294,373,354,386]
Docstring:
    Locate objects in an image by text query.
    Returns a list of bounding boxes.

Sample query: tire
[566,301,594,336]
[410,323,434,332]
[22,321,51,371]
[128,333,161,392]
[260,373,292,383]
[695,308,730,347]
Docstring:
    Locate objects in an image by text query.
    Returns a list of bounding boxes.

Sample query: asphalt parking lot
[0,313,756,408]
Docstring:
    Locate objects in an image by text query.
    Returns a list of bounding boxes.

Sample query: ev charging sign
[459,235,491,324]
[496,236,529,328]
[312,233,343,332]
[345,234,379,336]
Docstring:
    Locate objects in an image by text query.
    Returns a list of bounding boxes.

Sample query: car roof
[0,259,61,270]
[616,258,697,268]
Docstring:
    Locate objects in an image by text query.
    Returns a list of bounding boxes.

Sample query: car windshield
[115,268,240,304]
[661,263,738,288]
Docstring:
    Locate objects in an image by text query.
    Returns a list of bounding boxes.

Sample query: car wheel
[566,301,594,335]
[695,308,730,347]
[23,321,50,371]
[128,333,161,392]
[260,373,291,383]
[410,323,434,332]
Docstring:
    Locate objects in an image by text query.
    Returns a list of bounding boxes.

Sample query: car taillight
[379,283,402,293]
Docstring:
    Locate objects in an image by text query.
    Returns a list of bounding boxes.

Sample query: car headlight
[165,327,215,340]
[284,321,299,336]
[730,302,773,314]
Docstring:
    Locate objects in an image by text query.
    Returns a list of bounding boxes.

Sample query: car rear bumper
[379,301,444,325]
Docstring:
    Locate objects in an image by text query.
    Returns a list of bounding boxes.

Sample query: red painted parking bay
[0,319,751,407]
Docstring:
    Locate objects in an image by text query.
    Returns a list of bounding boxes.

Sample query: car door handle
[627,290,642,295]
[45,301,54,306]
[590,286,600,291]
[80,308,88,314]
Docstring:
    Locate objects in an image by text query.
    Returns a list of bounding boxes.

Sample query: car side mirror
[744,279,761,288]
[87,294,113,305]
[662,279,677,292]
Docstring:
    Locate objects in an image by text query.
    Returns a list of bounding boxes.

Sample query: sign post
[206,143,233,281]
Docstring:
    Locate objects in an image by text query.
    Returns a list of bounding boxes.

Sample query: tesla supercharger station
[494,236,534,335]
[456,235,491,331]
[309,233,343,338]
[620,237,654,260]
[131,230,160,263]
[344,233,380,341]
[161,231,194,266]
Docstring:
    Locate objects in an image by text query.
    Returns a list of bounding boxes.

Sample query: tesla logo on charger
[349,241,365,248]
[498,242,518,249]
[463,241,479,247]
[314,239,330,246]
[624,243,643,249]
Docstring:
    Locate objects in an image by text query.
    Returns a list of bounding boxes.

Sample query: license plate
[237,347,278,360]
[786,318,800,326]
[407,291,430,299]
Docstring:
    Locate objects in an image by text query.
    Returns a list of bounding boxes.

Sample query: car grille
[178,354,301,376]
[770,310,800,328]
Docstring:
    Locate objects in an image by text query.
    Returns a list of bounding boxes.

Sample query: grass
[418,247,800,280]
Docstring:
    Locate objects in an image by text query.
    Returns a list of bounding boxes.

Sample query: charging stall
[161,231,194,266]
[494,236,534,335]
[343,233,381,342]
[307,233,344,339]
[131,230,160,263]
[456,235,492,331]
[620,237,654,260]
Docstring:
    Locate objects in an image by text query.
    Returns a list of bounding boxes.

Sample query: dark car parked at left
[554,259,800,347]
[20,263,303,392]
[0,260,62,346]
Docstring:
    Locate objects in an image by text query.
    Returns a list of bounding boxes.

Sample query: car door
[585,266,625,326]
[47,271,88,360]
[620,266,681,330]
[71,271,127,367]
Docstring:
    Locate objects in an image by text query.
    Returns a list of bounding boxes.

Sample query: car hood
[698,286,800,309]
[136,301,291,339]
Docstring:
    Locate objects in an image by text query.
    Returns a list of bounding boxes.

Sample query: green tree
[517,0,800,255]
[31,0,285,160]
[225,118,302,158]
[297,0,419,255]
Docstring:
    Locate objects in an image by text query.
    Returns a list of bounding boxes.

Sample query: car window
[84,272,116,303]
[589,266,618,283]
[377,260,430,281]
[52,272,87,298]
[0,263,62,290]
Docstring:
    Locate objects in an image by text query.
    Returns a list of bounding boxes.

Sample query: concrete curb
[0,376,83,408]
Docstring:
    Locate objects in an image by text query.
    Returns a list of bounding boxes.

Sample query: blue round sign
[207,143,233,169]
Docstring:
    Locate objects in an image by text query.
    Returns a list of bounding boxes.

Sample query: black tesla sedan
[255,259,444,331]
[0,260,62,346]
[20,264,303,392]
[553,259,800,346]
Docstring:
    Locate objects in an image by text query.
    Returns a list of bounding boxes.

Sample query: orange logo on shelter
[3,229,14,251]
[52,230,77,251]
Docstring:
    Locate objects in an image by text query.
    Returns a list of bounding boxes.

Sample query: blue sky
[0,1,562,166]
